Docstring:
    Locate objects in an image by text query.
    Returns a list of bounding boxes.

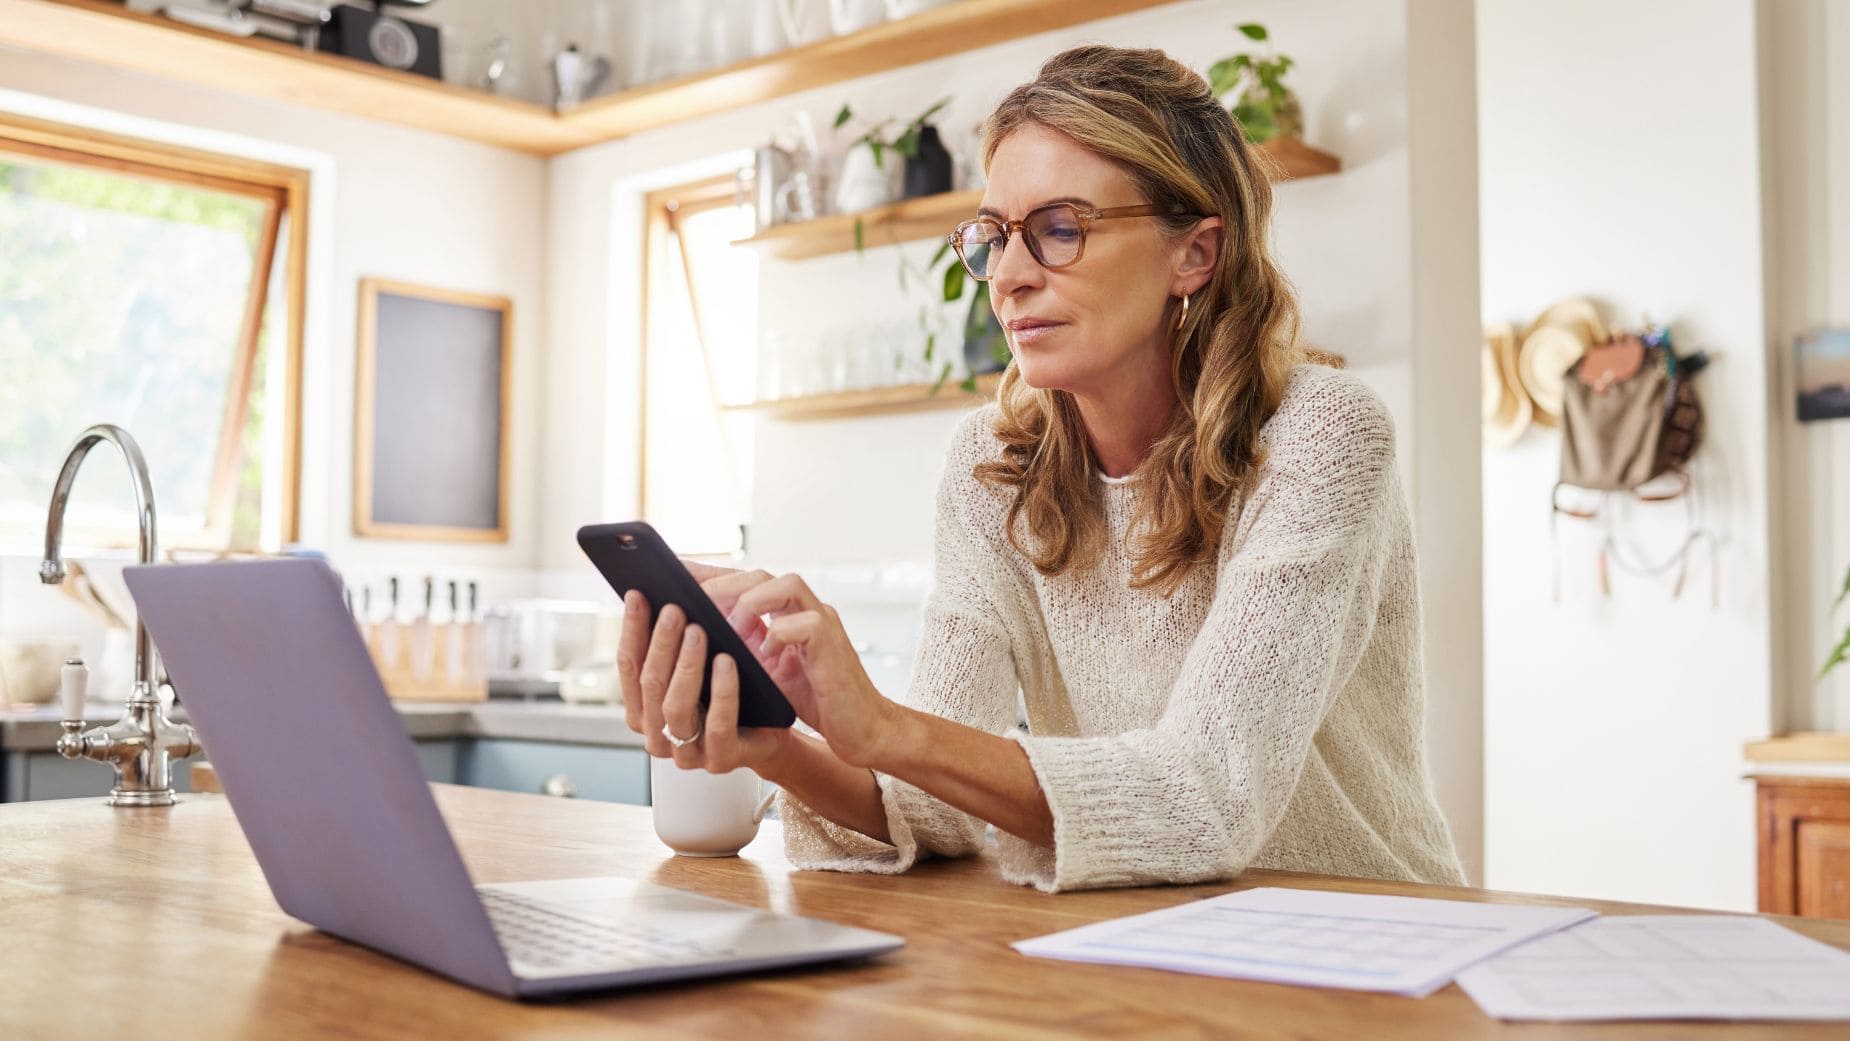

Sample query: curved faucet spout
[40,424,160,698]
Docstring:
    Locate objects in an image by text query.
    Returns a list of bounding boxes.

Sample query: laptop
[121,557,903,1000]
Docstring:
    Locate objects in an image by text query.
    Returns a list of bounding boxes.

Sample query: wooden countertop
[4,787,1849,1040]
[1746,732,1850,763]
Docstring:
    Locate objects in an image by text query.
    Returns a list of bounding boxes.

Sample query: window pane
[0,153,272,545]
[643,197,757,556]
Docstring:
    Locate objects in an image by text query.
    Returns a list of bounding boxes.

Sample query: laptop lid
[122,558,518,997]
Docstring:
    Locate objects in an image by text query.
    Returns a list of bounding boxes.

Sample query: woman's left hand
[701,570,901,769]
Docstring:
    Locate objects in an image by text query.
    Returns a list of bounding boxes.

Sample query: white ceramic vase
[834,142,901,214]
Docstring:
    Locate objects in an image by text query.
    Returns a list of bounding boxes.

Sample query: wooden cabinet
[1755,775,1850,919]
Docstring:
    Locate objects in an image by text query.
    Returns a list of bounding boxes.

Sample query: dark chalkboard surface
[353,278,510,542]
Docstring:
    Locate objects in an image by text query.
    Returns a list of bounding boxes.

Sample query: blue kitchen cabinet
[460,739,650,805]
[413,738,462,785]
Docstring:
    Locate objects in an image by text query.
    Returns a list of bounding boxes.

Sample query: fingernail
[683,625,699,648]
[715,653,732,672]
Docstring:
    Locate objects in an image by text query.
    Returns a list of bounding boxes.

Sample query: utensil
[379,577,401,669]
[411,576,435,683]
[445,580,463,683]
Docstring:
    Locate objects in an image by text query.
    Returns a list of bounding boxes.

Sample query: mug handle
[753,786,778,825]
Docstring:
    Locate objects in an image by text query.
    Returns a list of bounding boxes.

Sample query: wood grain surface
[3,785,1848,1040]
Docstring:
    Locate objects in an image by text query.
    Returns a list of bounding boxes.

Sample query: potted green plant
[1821,562,1850,680]
[833,97,950,217]
[1207,23,1302,144]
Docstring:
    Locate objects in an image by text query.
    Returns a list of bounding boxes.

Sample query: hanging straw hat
[1517,298,1607,427]
[1483,322,1531,448]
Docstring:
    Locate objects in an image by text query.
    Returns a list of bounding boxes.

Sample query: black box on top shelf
[316,4,442,80]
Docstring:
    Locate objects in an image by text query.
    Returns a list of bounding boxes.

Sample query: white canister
[776,0,834,47]
[828,0,888,35]
[834,142,901,214]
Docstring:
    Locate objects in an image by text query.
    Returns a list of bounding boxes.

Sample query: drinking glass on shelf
[823,327,853,393]
[757,330,785,402]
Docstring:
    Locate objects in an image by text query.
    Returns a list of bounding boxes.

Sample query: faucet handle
[39,559,66,585]
[60,658,88,724]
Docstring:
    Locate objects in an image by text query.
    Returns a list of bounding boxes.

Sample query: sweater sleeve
[997,379,1400,892]
[779,410,1021,874]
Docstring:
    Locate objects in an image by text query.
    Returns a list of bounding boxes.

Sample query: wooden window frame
[638,174,751,556]
[0,110,309,550]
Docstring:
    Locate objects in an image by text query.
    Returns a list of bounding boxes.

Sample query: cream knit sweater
[780,365,1466,893]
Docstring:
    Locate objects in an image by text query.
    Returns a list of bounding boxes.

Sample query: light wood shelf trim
[736,189,982,260]
[4,0,594,155]
[725,372,1002,420]
[734,138,1342,260]
[7,0,1183,155]
[1746,732,1850,763]
[560,0,1176,141]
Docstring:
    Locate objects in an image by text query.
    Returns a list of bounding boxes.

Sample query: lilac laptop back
[122,558,517,996]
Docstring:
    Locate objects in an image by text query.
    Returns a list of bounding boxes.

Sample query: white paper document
[1456,915,1850,1021]
[1012,887,1594,997]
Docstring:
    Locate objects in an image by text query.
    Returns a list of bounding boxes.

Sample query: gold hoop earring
[1175,292,1191,332]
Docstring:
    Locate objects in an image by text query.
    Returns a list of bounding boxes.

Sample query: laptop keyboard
[479,887,739,973]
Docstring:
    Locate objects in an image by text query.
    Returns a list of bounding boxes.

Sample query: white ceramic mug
[650,758,777,857]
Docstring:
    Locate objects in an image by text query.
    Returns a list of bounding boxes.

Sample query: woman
[618,45,1465,893]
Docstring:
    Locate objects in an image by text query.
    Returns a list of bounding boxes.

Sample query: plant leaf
[834,104,852,129]
[959,372,979,395]
[942,258,966,302]
[853,217,865,255]
[929,238,952,268]
[929,363,952,396]
[912,97,950,128]
[924,334,935,362]
[895,126,920,159]
[1238,22,1268,41]
[1206,58,1240,97]
[1835,561,1850,609]
[1819,622,1850,681]
[870,141,884,169]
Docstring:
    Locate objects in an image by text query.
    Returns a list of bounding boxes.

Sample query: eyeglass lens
[955,205,1086,280]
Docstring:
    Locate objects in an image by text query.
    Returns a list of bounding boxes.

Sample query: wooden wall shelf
[736,189,983,261]
[1,0,595,154]
[5,0,1178,156]
[735,138,1343,261]
[726,373,1002,421]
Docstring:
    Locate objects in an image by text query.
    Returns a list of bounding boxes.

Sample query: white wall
[1765,0,1850,732]
[541,0,1485,879]
[0,46,550,672]
[0,4,1486,879]
[1477,0,1775,910]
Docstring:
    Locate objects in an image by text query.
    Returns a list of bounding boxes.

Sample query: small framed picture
[353,277,512,542]
[1797,329,1850,423]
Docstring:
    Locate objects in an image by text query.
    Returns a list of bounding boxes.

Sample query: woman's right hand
[617,589,799,775]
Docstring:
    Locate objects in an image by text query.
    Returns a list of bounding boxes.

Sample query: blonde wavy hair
[973,44,1306,595]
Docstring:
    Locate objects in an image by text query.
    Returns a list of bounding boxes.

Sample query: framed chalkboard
[353,278,511,542]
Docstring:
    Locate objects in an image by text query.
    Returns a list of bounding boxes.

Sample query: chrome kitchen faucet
[40,424,199,806]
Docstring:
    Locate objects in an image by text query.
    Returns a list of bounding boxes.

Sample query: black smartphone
[576,522,796,729]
